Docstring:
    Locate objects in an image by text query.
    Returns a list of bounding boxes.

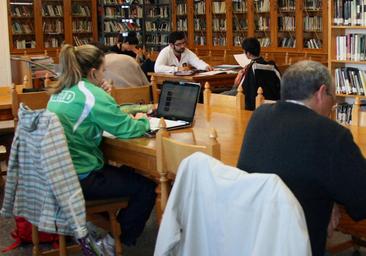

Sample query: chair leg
[108,211,123,256]
[32,225,41,256]
[59,235,67,256]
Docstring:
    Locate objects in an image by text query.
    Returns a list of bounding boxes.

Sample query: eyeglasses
[174,41,187,47]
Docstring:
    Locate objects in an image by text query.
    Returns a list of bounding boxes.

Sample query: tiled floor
[1,185,366,256]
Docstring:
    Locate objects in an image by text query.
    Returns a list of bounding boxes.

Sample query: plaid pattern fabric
[0,104,87,238]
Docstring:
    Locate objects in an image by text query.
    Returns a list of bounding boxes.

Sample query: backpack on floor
[2,216,59,253]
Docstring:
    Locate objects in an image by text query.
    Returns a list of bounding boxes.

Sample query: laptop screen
[157,81,201,122]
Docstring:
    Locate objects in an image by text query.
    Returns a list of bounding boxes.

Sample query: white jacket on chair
[154,152,311,256]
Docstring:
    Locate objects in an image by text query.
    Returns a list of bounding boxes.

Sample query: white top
[154,152,311,256]
[154,45,209,73]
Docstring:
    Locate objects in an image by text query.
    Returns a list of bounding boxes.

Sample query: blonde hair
[49,44,104,94]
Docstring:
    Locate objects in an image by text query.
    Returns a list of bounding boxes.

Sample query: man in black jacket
[223,38,281,110]
[237,60,366,256]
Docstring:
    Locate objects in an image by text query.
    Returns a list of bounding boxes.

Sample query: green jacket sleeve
[90,88,150,139]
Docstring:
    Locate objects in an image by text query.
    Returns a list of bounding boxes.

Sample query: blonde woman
[47,44,156,246]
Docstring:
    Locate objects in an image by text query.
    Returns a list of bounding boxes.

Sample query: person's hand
[134,112,147,120]
[100,79,112,94]
[206,65,214,71]
[327,204,340,238]
[178,66,191,71]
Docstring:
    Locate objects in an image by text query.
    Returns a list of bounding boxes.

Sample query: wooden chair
[12,76,127,256]
[111,85,151,105]
[255,87,276,109]
[203,82,244,110]
[156,118,221,212]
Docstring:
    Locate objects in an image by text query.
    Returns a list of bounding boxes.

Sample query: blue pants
[80,165,156,245]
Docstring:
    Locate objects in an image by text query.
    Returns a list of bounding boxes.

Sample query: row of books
[177,19,188,31]
[336,103,353,125]
[234,35,247,46]
[146,34,168,45]
[72,5,91,17]
[72,21,92,33]
[194,18,206,31]
[194,2,205,15]
[194,35,206,46]
[304,0,322,10]
[258,37,271,47]
[129,6,143,18]
[145,21,170,32]
[233,1,247,13]
[42,5,63,17]
[44,38,63,48]
[102,0,142,4]
[104,20,141,33]
[333,0,366,26]
[145,6,169,18]
[213,34,227,46]
[255,0,270,12]
[103,32,142,45]
[43,20,64,34]
[304,16,322,32]
[14,39,36,49]
[278,0,295,10]
[177,3,187,16]
[73,36,92,46]
[12,22,33,34]
[278,16,295,32]
[335,67,366,95]
[256,17,270,31]
[304,38,322,48]
[279,37,296,48]
[233,16,248,31]
[336,34,366,61]
[212,18,227,32]
[212,1,226,14]
[10,6,32,17]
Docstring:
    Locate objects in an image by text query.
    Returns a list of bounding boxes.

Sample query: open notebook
[149,81,201,131]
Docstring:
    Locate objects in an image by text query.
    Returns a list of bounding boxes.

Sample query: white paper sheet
[234,53,251,68]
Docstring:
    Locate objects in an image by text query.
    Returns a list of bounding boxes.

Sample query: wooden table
[148,72,237,103]
[102,104,252,180]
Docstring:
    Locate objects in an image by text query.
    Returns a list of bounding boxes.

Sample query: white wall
[0,1,11,86]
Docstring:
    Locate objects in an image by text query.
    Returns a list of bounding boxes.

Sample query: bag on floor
[2,216,59,253]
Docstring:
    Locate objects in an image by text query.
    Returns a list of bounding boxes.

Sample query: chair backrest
[110,85,151,105]
[203,82,244,110]
[12,81,50,126]
[251,63,281,101]
[156,118,221,211]
[255,87,276,109]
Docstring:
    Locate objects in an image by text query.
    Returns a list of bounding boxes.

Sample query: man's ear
[315,84,327,102]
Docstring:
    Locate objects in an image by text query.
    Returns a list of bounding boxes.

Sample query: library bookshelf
[328,0,366,126]
[171,0,328,58]
[7,0,98,59]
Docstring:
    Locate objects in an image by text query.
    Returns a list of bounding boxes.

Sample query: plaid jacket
[0,104,87,238]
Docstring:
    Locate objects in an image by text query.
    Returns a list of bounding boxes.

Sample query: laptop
[149,81,201,132]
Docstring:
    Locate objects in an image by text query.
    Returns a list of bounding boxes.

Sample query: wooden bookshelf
[171,0,328,56]
[7,0,97,58]
[328,0,366,126]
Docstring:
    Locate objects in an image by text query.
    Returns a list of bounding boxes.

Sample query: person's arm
[154,49,178,73]
[90,89,150,138]
[326,129,366,220]
[186,50,211,71]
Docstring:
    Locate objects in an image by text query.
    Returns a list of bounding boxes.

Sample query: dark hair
[281,60,332,101]
[49,44,104,93]
[123,31,139,45]
[89,41,110,53]
[168,31,186,44]
[242,37,261,56]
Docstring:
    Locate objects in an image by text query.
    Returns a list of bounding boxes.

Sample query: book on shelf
[212,1,226,14]
[333,0,366,26]
[335,67,366,95]
[255,0,270,12]
[280,37,296,48]
[336,102,353,125]
[304,16,322,32]
[194,1,205,15]
[336,34,366,61]
[304,38,322,48]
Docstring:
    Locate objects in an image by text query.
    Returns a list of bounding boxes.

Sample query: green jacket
[47,79,150,177]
